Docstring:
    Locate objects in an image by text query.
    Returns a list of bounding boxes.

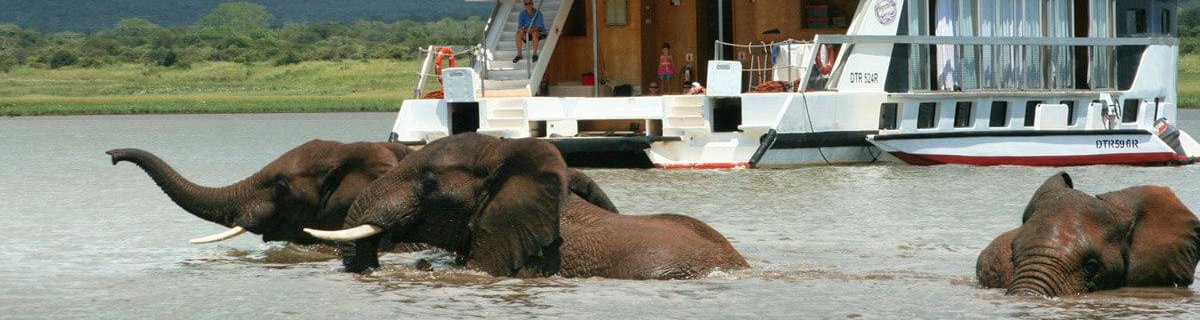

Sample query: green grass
[2,56,1199,115]
[1179,54,1200,109]
[0,60,428,116]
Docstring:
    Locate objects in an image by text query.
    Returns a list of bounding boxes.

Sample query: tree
[195,2,272,35]
[113,18,163,46]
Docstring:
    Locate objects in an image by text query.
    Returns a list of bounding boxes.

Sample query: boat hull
[869,130,1192,166]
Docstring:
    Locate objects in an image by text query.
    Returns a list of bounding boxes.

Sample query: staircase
[478,0,571,95]
[663,96,709,137]
[477,98,530,138]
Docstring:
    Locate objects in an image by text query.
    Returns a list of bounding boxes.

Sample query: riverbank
[0,59,420,116]
[2,56,1200,116]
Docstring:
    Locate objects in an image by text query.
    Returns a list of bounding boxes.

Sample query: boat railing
[801,35,1178,93]
[413,44,485,99]
[713,39,814,92]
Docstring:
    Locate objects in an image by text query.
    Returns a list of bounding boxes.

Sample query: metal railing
[413,44,484,99]
[714,39,813,91]
[713,35,1177,94]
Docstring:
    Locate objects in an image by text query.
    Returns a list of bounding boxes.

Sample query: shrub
[273,51,301,66]
[46,49,78,68]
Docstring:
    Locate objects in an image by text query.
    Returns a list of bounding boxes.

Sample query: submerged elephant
[304,133,749,279]
[976,172,1200,297]
[107,140,411,245]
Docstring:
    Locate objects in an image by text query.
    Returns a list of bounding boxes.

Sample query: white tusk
[189,226,247,244]
[303,225,383,241]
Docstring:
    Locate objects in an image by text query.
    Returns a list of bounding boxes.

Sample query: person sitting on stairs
[514,0,545,64]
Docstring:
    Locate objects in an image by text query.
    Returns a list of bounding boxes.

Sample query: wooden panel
[545,0,645,91]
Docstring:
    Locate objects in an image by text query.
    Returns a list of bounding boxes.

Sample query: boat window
[1122,99,1140,123]
[917,102,938,129]
[1163,9,1172,35]
[605,0,627,26]
[953,102,973,128]
[1023,100,1042,127]
[879,103,899,130]
[1061,101,1077,126]
[989,101,1009,127]
[1126,9,1147,35]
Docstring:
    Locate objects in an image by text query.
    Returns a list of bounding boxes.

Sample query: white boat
[389,0,1198,168]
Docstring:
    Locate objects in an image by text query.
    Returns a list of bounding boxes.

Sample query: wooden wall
[546,0,646,89]
[545,0,858,93]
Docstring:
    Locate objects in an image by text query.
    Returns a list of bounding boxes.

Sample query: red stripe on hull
[654,162,750,170]
[889,152,1189,166]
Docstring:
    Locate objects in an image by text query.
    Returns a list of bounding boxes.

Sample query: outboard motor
[1099,94,1119,130]
[1155,118,1185,155]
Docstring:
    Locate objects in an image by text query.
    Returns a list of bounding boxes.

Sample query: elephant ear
[468,139,566,276]
[1099,185,1200,287]
[565,168,619,213]
[1022,172,1075,223]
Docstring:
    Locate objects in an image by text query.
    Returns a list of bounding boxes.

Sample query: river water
[2,111,1200,319]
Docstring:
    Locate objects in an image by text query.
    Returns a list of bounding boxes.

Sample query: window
[1061,101,1077,126]
[605,0,627,26]
[953,102,973,128]
[1163,9,1173,35]
[1023,100,1042,127]
[917,102,938,129]
[1122,99,1140,123]
[989,101,1009,127]
[1126,9,1147,34]
[879,103,899,130]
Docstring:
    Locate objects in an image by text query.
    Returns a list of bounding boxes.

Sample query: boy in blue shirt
[514,0,545,63]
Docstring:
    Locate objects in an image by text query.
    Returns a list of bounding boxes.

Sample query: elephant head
[976,172,1200,297]
[107,140,411,244]
[303,133,615,274]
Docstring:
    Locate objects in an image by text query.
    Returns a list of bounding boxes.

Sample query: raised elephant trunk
[107,148,258,227]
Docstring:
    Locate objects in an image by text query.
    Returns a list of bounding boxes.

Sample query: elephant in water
[107,140,412,245]
[305,133,749,279]
[977,172,1200,297]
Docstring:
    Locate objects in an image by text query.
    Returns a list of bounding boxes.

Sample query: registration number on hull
[1095,139,1140,149]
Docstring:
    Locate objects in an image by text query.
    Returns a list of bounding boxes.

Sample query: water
[2,111,1200,319]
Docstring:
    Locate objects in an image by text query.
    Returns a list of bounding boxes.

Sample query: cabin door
[696,0,734,86]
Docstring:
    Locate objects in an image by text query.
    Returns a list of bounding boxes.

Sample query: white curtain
[935,0,959,90]
[957,0,977,90]
[1046,0,1073,89]
[997,1,1018,89]
[978,0,996,89]
[1089,0,1114,89]
[910,0,931,90]
[1020,0,1043,89]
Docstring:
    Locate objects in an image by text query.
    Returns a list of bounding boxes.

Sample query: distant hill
[0,0,493,33]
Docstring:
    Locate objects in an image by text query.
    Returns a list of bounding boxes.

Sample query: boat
[388,0,1199,168]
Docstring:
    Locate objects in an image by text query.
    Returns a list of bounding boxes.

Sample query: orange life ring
[817,44,835,76]
[434,47,456,83]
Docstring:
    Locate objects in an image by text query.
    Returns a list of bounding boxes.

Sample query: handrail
[714,39,811,90]
[475,0,504,78]
[413,45,484,99]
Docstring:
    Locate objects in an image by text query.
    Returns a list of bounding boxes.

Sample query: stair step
[666,118,708,128]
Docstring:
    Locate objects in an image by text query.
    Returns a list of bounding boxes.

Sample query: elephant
[107,139,412,245]
[303,133,749,279]
[976,172,1200,297]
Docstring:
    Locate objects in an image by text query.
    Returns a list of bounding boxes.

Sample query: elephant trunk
[107,148,259,226]
[1006,254,1075,297]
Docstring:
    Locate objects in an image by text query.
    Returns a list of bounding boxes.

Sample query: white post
[591,0,600,97]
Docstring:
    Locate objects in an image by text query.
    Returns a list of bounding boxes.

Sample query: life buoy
[817,44,835,76]
[434,47,456,83]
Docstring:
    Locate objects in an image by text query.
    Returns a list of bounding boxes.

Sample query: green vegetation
[1178,55,1200,109]
[0,60,419,116]
[0,0,490,33]
[0,3,483,70]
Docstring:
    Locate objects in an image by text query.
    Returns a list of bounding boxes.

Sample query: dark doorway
[696,0,734,83]
[448,102,480,135]
[1074,0,1089,89]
